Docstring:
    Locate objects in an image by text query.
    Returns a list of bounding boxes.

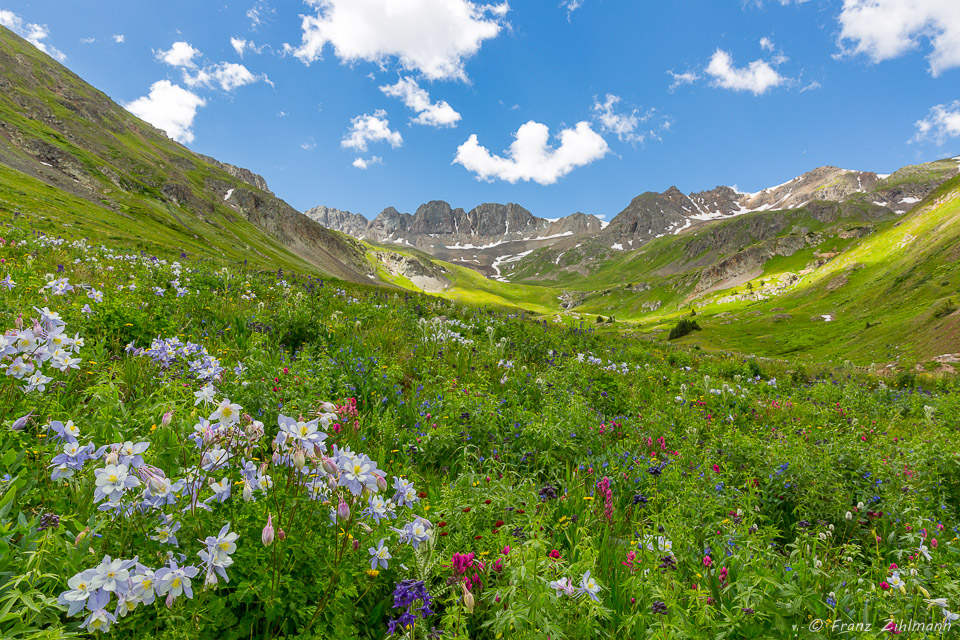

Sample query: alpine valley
[2,24,959,371]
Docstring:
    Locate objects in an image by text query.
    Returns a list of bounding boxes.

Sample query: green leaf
[0,485,16,520]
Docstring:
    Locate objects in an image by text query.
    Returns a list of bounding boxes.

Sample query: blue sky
[2,0,959,221]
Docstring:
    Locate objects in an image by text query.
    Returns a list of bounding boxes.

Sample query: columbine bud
[74,527,90,546]
[375,474,388,492]
[161,411,173,427]
[337,499,351,521]
[359,523,373,534]
[278,529,286,542]
[293,449,306,470]
[105,451,119,466]
[320,402,336,413]
[11,413,31,431]
[352,539,360,552]
[242,482,253,502]
[262,514,275,546]
[272,451,280,465]
[327,476,338,491]
[322,457,338,475]
[462,584,475,613]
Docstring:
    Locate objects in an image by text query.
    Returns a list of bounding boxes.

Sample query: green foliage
[2,230,960,640]
[668,318,701,340]
[932,298,957,319]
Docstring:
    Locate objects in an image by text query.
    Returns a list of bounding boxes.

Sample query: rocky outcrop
[694,235,810,294]
[377,251,450,293]
[304,206,370,238]
[218,185,373,282]
[197,155,273,194]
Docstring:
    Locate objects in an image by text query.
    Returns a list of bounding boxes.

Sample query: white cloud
[592,94,646,144]
[125,80,206,144]
[247,1,274,29]
[705,49,784,94]
[454,120,609,185]
[185,62,269,91]
[800,79,821,92]
[0,10,66,61]
[80,37,96,44]
[913,101,960,144]
[287,0,508,81]
[562,0,584,18]
[113,34,125,44]
[760,36,775,51]
[156,41,201,68]
[301,137,316,150]
[231,37,265,57]
[353,155,383,169]
[667,70,700,91]
[342,110,403,152]
[379,77,461,127]
[838,0,960,76]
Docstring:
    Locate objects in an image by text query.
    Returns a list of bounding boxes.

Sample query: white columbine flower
[209,398,241,426]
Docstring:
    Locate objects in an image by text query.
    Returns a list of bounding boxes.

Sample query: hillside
[0,25,372,281]
[355,165,960,369]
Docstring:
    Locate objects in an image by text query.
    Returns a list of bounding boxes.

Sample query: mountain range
[306,161,956,280]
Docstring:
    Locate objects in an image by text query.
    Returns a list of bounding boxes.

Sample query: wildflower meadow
[2,228,960,639]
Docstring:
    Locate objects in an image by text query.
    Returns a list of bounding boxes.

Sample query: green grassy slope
[0,25,370,280]
[640,175,960,367]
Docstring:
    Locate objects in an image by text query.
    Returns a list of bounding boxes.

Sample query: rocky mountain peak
[303,206,369,238]
[197,155,273,194]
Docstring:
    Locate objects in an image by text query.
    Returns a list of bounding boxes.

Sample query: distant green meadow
[2,222,960,639]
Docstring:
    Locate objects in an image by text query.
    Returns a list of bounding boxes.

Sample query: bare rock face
[197,155,273,194]
[309,198,608,277]
[601,188,691,250]
[304,206,370,238]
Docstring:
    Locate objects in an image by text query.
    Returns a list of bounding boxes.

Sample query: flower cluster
[0,308,83,392]
[387,579,434,635]
[57,523,236,634]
